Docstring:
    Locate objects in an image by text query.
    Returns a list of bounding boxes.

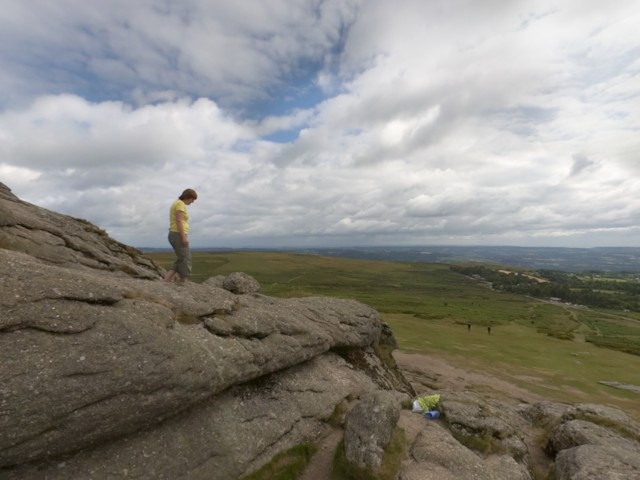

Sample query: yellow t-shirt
[169,199,189,234]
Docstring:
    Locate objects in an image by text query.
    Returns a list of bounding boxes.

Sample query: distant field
[149,251,640,419]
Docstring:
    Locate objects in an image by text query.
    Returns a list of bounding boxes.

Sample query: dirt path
[393,351,545,403]
[298,427,342,480]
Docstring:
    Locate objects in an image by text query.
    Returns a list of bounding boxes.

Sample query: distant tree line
[450,265,640,312]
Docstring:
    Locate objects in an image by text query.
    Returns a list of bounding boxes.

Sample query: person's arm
[175,210,189,246]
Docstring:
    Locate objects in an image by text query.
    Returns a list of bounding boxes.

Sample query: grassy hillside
[149,251,640,419]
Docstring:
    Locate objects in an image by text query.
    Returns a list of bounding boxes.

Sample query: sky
[1,0,639,249]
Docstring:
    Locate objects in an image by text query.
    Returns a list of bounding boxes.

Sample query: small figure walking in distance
[467,323,471,332]
[163,188,198,284]
[487,325,491,335]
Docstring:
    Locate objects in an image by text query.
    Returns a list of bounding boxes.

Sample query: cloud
[1,0,639,248]
[569,154,595,177]
[0,0,361,111]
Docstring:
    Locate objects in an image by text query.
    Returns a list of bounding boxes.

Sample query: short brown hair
[179,188,198,200]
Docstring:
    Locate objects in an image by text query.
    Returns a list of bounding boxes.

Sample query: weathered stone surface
[222,271,261,294]
[202,274,225,288]
[562,403,640,440]
[344,390,400,469]
[441,391,529,461]
[399,392,639,480]
[0,182,18,200]
[402,419,532,480]
[0,190,387,473]
[0,185,161,278]
[520,400,569,427]
[0,251,382,467]
[555,443,640,480]
[3,353,377,480]
[337,346,415,396]
[549,419,638,454]
[544,404,640,480]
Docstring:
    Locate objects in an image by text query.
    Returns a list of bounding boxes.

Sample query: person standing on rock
[163,188,197,284]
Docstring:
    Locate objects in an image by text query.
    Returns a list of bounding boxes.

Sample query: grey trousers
[168,231,192,278]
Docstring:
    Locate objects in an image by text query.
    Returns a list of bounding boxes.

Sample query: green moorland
[149,251,640,420]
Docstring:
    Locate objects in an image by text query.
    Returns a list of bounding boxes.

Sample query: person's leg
[165,232,184,283]
[163,269,177,282]
[176,245,192,283]
[168,231,191,282]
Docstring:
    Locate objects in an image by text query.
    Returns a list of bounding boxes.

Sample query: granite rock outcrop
[2,182,639,480]
[0,183,407,478]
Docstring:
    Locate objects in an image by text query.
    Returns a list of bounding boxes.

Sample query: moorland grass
[149,251,640,420]
[385,313,640,411]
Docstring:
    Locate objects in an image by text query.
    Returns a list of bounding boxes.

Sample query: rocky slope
[1,182,639,480]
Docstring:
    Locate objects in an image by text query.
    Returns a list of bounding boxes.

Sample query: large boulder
[343,390,400,469]
[441,391,529,461]
[222,271,261,294]
[0,247,383,468]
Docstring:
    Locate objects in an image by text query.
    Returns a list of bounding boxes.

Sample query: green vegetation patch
[586,335,640,356]
[240,443,317,480]
[383,313,640,417]
[450,429,510,459]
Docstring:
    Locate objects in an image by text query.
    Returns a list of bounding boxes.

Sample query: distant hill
[140,245,640,272]
[286,246,640,272]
